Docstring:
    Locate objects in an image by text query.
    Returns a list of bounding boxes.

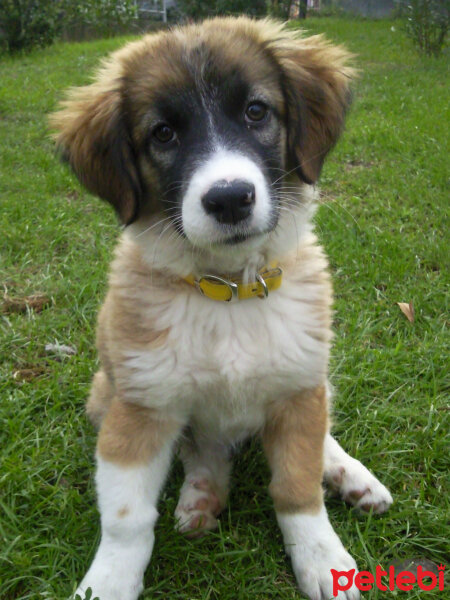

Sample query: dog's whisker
[319,196,362,230]
[162,182,185,197]
[271,165,302,185]
[136,215,175,238]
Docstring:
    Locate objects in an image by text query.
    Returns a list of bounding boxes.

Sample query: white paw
[327,458,393,514]
[277,508,360,600]
[175,476,222,537]
[291,540,359,600]
[74,559,143,600]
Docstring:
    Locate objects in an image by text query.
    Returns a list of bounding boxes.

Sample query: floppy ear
[50,60,142,225]
[270,32,354,184]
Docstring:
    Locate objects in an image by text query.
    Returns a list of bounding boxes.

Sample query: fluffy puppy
[51,17,393,600]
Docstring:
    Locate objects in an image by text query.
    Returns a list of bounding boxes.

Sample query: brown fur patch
[92,239,176,405]
[282,232,333,343]
[105,242,171,348]
[97,399,179,466]
[262,386,328,514]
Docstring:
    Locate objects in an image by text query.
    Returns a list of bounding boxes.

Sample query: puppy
[51,17,393,600]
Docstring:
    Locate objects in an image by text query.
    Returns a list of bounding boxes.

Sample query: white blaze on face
[181,150,273,248]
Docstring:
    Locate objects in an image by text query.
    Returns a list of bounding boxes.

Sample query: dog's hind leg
[175,432,231,537]
[86,370,114,429]
[323,433,393,514]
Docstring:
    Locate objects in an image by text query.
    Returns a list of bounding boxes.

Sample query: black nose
[201,180,255,225]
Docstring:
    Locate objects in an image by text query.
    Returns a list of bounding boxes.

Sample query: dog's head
[51,18,353,257]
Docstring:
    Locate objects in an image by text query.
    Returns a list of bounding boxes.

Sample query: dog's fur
[51,18,392,600]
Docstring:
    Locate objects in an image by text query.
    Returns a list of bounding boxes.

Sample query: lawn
[0,16,448,600]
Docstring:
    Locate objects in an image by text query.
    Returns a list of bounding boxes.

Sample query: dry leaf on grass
[2,293,50,314]
[397,302,414,323]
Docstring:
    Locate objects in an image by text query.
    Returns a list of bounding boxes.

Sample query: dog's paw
[75,562,143,600]
[291,542,360,600]
[277,508,360,600]
[175,476,223,537]
[327,458,393,514]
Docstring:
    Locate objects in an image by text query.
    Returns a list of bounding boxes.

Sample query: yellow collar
[183,262,283,302]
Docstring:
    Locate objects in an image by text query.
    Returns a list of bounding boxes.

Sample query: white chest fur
[118,256,331,441]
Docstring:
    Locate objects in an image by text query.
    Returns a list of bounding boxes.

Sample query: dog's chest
[123,282,329,435]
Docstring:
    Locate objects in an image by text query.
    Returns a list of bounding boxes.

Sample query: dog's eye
[245,102,268,123]
[153,124,176,144]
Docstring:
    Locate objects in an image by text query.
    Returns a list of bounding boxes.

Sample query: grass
[0,16,449,600]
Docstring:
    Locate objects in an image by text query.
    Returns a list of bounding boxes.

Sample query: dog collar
[183,262,283,302]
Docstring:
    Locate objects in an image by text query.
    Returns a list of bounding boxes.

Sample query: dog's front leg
[75,400,183,600]
[262,387,360,600]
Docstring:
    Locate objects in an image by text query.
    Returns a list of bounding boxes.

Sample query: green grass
[1,17,449,600]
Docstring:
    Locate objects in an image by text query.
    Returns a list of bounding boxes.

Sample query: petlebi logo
[331,563,445,596]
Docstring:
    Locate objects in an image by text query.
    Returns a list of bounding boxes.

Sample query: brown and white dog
[51,17,393,600]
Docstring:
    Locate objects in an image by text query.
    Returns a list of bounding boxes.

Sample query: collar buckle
[195,274,239,302]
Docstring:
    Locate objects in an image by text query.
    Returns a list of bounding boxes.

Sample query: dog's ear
[50,60,142,225]
[270,32,354,184]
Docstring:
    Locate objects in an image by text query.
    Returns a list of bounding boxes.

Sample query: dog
[51,17,393,600]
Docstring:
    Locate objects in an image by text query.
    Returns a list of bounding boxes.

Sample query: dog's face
[51,18,353,253]
[129,34,287,249]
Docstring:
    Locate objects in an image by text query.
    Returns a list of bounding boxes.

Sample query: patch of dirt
[66,189,81,202]
[390,557,441,575]
[13,366,47,382]
[345,159,375,171]
[2,293,50,314]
